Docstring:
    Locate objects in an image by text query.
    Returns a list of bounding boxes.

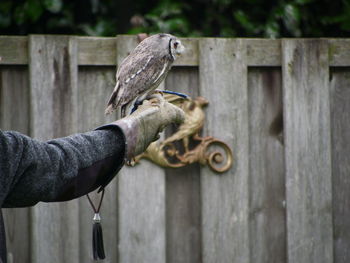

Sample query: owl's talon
[147,92,164,103]
[126,157,136,166]
[131,100,143,114]
[154,90,164,96]
[149,98,161,107]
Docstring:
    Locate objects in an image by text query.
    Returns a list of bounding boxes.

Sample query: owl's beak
[176,43,185,55]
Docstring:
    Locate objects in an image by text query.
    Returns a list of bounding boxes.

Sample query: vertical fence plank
[77,66,118,263]
[248,68,286,263]
[1,66,30,263]
[282,39,333,263]
[117,35,166,263]
[0,67,30,133]
[165,68,202,263]
[29,35,80,263]
[330,69,350,263]
[199,38,250,263]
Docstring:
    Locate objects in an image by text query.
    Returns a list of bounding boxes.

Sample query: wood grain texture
[78,36,198,66]
[329,39,350,67]
[116,36,166,263]
[29,35,80,263]
[165,67,202,263]
[199,38,250,263]
[248,68,286,263]
[282,39,333,263]
[330,69,350,263]
[2,36,350,67]
[0,36,28,65]
[77,37,116,66]
[173,38,199,66]
[0,66,29,132]
[0,66,30,263]
[246,39,281,66]
[77,66,118,263]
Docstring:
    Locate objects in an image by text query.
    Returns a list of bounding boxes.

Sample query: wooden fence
[0,35,349,263]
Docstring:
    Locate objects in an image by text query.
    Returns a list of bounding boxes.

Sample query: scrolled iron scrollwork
[130,94,233,173]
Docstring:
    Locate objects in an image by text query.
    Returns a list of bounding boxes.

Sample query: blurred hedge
[1,0,349,37]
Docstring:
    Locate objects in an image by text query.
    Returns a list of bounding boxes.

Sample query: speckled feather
[105,33,184,117]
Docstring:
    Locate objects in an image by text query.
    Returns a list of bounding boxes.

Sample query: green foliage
[0,0,349,37]
[0,0,118,35]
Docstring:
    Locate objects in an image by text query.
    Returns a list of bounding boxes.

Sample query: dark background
[0,0,349,37]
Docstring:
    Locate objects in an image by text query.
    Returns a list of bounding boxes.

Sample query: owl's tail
[105,82,121,115]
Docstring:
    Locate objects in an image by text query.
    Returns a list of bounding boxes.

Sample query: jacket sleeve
[0,126,126,208]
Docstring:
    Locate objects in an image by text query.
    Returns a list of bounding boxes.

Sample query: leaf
[0,14,10,27]
[295,0,314,5]
[43,0,63,13]
[264,21,280,38]
[283,4,301,36]
[25,0,44,22]
[234,10,256,33]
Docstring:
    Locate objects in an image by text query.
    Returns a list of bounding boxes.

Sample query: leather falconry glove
[113,95,185,159]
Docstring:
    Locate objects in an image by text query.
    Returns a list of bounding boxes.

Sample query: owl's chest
[149,61,172,90]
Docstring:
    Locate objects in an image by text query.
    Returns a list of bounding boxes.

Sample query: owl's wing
[105,52,169,114]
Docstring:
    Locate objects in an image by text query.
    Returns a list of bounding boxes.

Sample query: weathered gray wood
[77,35,198,66]
[116,35,166,263]
[29,35,80,263]
[0,66,30,263]
[2,208,30,263]
[0,67,29,132]
[0,36,28,65]
[330,69,350,263]
[248,68,286,263]
[172,38,199,66]
[282,39,333,263]
[329,39,350,67]
[77,66,118,263]
[2,36,350,67]
[246,39,281,66]
[77,37,116,66]
[165,68,202,263]
[199,38,250,263]
[77,67,116,130]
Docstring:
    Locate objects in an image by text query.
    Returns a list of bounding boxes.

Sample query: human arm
[0,96,184,208]
[1,127,126,208]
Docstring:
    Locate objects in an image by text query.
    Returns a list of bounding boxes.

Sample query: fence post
[248,67,286,263]
[330,62,350,263]
[1,67,30,263]
[29,35,80,263]
[116,35,167,263]
[282,39,333,263]
[199,38,250,263]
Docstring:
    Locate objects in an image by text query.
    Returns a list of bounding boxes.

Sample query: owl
[105,33,185,117]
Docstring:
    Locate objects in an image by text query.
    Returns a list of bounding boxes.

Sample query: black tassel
[87,189,106,261]
[92,213,105,260]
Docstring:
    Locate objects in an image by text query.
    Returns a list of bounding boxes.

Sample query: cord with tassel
[87,189,106,260]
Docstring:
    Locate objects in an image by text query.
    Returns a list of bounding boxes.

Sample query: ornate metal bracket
[130,94,233,173]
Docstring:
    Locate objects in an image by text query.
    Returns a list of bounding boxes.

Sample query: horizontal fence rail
[1,36,350,66]
[0,35,350,263]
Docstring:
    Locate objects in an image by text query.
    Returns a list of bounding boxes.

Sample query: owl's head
[142,33,185,61]
[167,35,185,60]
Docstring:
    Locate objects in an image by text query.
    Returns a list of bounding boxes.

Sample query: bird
[105,33,185,117]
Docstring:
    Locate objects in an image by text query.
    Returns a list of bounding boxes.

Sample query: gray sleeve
[0,126,126,208]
